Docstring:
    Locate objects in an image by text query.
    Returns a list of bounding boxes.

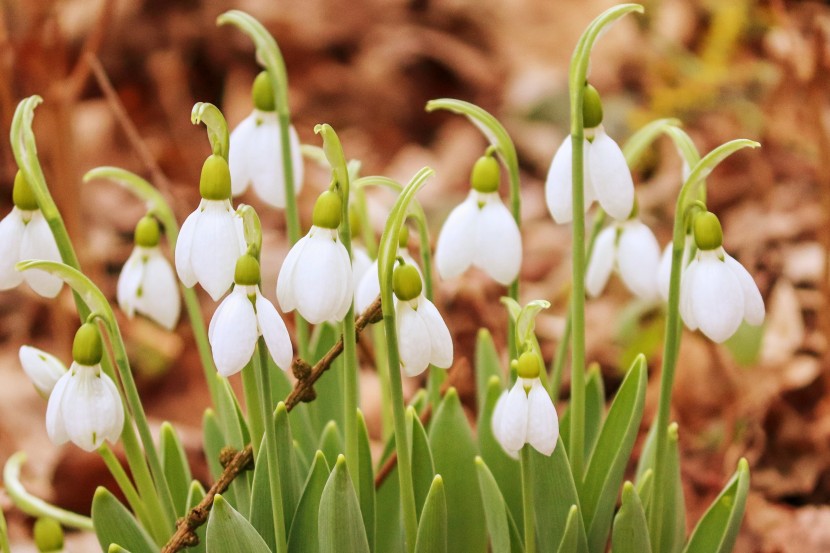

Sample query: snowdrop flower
[435,154,522,285]
[277,191,353,324]
[209,254,293,377]
[229,72,304,208]
[117,216,181,330]
[46,323,124,452]
[545,84,634,224]
[0,171,62,297]
[176,154,245,301]
[586,215,661,300]
[393,262,453,377]
[657,235,693,302]
[355,226,419,314]
[19,345,66,397]
[680,211,765,343]
[492,351,558,457]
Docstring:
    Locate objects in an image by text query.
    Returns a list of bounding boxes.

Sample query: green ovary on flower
[72,323,103,366]
[516,350,541,379]
[470,154,500,193]
[199,154,232,200]
[12,170,39,211]
[252,71,276,112]
[582,83,604,129]
[234,253,261,286]
[134,215,161,248]
[693,211,723,251]
[393,263,422,301]
[312,190,342,229]
[34,518,64,553]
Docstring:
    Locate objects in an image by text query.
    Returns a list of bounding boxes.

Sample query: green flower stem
[520,446,536,553]
[566,3,644,478]
[83,166,221,408]
[242,357,265,460]
[649,138,759,550]
[254,339,288,553]
[0,499,9,553]
[378,167,435,553]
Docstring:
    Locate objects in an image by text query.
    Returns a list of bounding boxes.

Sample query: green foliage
[414,476,447,553]
[287,452,330,553]
[91,488,156,553]
[206,495,270,553]
[682,460,750,553]
[611,483,652,553]
[159,422,192,518]
[475,457,523,553]
[318,456,371,553]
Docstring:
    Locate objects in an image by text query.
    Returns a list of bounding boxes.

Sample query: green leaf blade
[414,475,448,553]
[206,495,271,553]
[318,455,371,553]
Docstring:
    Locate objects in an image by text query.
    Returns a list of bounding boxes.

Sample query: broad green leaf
[160,422,192,517]
[476,378,522,533]
[584,364,605,461]
[414,476,447,553]
[428,388,486,553]
[249,439,276,552]
[185,481,207,553]
[306,324,344,434]
[475,329,503,410]
[294,439,311,478]
[90,488,155,553]
[319,420,344,468]
[635,425,656,485]
[611,482,652,553]
[635,469,653,513]
[287,451,331,553]
[357,410,376,552]
[682,459,750,553]
[375,462,404,553]
[202,409,226,482]
[408,407,435,520]
[318,455,371,553]
[556,505,581,553]
[214,375,251,515]
[582,355,647,553]
[660,424,687,553]
[206,494,270,553]
[275,403,302,532]
[475,457,523,553]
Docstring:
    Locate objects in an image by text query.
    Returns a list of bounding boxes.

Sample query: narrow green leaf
[475,457,521,553]
[306,324,343,434]
[408,407,435,520]
[108,546,133,553]
[357,411,376,552]
[206,495,271,553]
[202,410,225,479]
[582,355,647,553]
[682,459,750,553]
[275,403,302,532]
[635,425,656,485]
[319,420,344,468]
[248,440,276,552]
[318,455,371,553]
[556,506,581,553]
[91,488,155,553]
[428,388,487,553]
[185,481,207,553]
[414,475,447,553]
[214,376,251,515]
[475,329,503,410]
[294,439,311,481]
[375,462,405,553]
[635,469,653,514]
[287,451,331,553]
[160,422,192,517]
[660,424,686,553]
[584,364,605,461]
[611,482,652,553]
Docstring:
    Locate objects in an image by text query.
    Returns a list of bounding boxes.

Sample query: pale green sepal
[191,102,230,161]
[475,457,524,553]
[91,487,156,553]
[556,505,581,553]
[681,459,750,553]
[414,476,447,553]
[159,422,193,517]
[318,455,371,553]
[407,407,435,520]
[184,481,207,553]
[357,411,376,551]
[611,482,652,553]
[206,494,271,553]
[475,329,503,409]
[287,451,331,553]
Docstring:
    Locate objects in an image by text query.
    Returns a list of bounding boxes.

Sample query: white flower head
[118,216,181,330]
[355,247,420,315]
[393,262,453,377]
[277,191,353,324]
[0,171,62,297]
[680,212,765,343]
[435,155,522,286]
[175,154,245,301]
[585,218,661,300]
[19,345,67,397]
[46,324,124,452]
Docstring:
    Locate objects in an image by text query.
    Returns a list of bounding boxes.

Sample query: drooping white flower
[19,345,66,397]
[492,376,558,457]
[351,244,372,301]
[657,235,693,302]
[175,155,245,301]
[355,247,420,314]
[585,218,661,300]
[0,172,62,297]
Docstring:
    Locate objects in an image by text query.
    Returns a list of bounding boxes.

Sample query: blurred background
[0,0,828,550]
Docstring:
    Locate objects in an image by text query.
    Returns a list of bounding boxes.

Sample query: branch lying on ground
[161,297,383,553]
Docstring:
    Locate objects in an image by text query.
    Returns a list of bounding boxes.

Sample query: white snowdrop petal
[19,345,66,397]
[330,239,355,322]
[491,389,509,443]
[417,296,453,369]
[588,130,635,221]
[277,234,310,312]
[355,259,380,314]
[0,209,25,289]
[20,211,63,298]
[175,207,200,287]
[498,381,529,454]
[229,113,257,197]
[475,195,522,285]
[585,226,616,298]
[100,373,125,445]
[117,248,146,319]
[723,254,764,326]
[45,372,70,445]
[251,120,305,209]
[680,258,700,331]
[139,249,182,330]
[209,289,259,377]
[291,231,351,324]
[192,201,241,301]
[396,300,432,377]
[617,221,661,300]
[690,255,744,343]
[435,193,477,280]
[545,136,575,224]
[256,292,294,370]
[351,246,372,291]
[657,243,672,302]
[62,365,124,451]
[525,380,558,456]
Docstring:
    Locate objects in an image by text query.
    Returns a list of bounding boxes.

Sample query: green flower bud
[12,170,39,211]
[134,215,161,248]
[397,225,409,249]
[199,154,232,201]
[393,263,422,301]
[252,71,276,112]
[582,83,603,129]
[693,211,723,251]
[34,517,64,553]
[516,351,541,379]
[312,191,342,229]
[470,154,500,193]
[72,323,103,366]
[234,254,261,285]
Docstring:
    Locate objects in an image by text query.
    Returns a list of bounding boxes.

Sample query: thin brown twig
[161,297,383,553]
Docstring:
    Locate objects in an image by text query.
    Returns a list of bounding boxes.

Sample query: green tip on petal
[516,350,541,379]
[470,154,500,193]
[33,517,64,553]
[234,254,261,285]
[582,83,604,129]
[397,225,409,248]
[693,211,723,251]
[134,215,161,248]
[12,170,39,211]
[199,154,232,200]
[312,190,342,229]
[72,323,103,366]
[252,71,276,112]
[393,263,422,301]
